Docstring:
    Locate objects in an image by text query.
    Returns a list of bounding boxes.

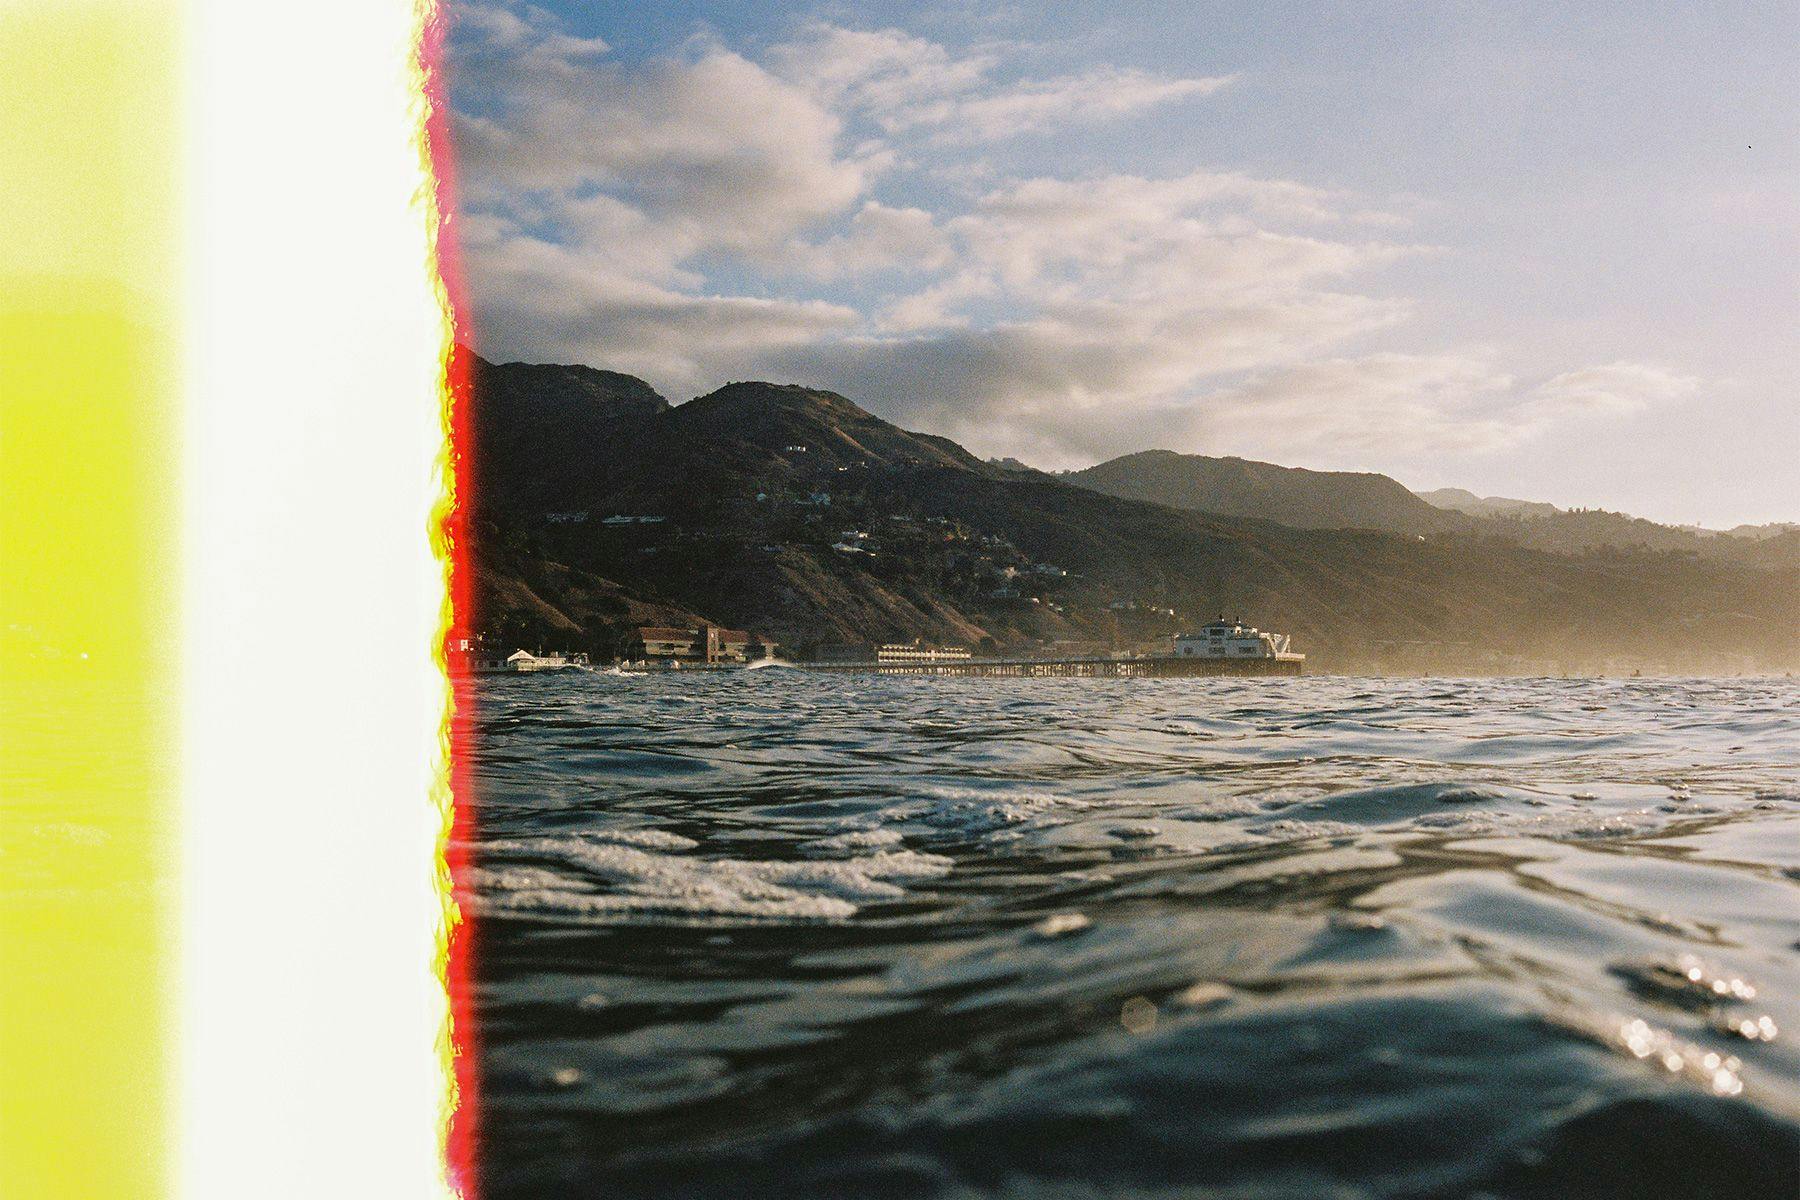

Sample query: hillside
[1067,450,1458,536]
[468,355,672,513]
[464,354,1800,674]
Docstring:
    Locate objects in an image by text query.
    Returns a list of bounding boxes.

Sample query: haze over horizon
[447,1,1798,528]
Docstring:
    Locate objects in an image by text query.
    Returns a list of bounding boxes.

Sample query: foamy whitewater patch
[1246,817,1364,842]
[800,828,905,856]
[840,787,1091,842]
[573,827,699,851]
[470,834,951,923]
[1407,806,1670,841]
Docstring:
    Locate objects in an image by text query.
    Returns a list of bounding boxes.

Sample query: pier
[804,654,1304,678]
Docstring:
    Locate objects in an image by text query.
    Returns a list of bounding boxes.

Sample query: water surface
[462,673,1800,1198]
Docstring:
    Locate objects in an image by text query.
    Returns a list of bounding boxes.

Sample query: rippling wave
[461,674,1800,1198]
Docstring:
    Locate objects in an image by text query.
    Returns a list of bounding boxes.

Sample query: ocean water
[460,672,1800,1198]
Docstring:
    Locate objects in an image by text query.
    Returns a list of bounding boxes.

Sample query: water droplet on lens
[1120,995,1157,1034]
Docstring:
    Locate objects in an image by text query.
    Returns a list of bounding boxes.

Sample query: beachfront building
[1172,618,1296,660]
[879,640,971,665]
[629,626,699,658]
[447,637,511,674]
[699,625,777,663]
[505,649,589,672]
[446,638,589,673]
[626,624,776,664]
[817,638,973,665]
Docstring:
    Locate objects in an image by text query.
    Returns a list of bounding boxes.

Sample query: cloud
[754,292,1407,462]
[1525,361,1699,419]
[938,67,1234,142]
[450,3,610,62]
[459,224,860,392]
[452,46,874,256]
[447,7,1704,471]
[945,172,1420,303]
[767,22,1231,141]
[766,25,994,119]
[782,202,955,280]
[1196,354,1522,461]
[448,6,883,382]
[1173,357,1699,470]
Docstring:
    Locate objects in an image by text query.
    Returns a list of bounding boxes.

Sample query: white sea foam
[1248,818,1362,841]
[1175,796,1271,822]
[822,788,1091,849]
[1032,912,1090,938]
[800,828,905,856]
[472,834,951,923]
[574,827,699,851]
[892,788,1089,836]
[1406,807,1664,841]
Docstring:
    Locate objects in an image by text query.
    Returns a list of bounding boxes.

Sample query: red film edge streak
[421,2,480,1195]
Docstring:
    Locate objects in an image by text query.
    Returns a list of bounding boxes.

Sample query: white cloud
[874,269,996,331]
[448,7,882,382]
[447,7,1704,472]
[1526,361,1699,419]
[1198,354,1521,460]
[946,172,1421,304]
[755,292,1407,462]
[767,22,1231,142]
[452,47,873,255]
[782,201,955,280]
[938,67,1234,142]
[1163,356,1703,471]
[766,25,994,120]
[450,3,610,61]
[461,226,860,392]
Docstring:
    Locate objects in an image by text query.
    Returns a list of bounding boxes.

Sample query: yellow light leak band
[0,4,181,1198]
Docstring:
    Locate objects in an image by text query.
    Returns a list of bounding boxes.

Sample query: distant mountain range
[1065,450,1797,569]
[1066,450,1455,536]
[1419,488,1799,542]
[1416,487,1561,520]
[464,352,1799,673]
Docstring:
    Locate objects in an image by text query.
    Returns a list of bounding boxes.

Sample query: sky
[446,1,1798,527]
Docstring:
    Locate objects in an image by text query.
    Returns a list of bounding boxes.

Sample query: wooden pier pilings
[805,655,1304,679]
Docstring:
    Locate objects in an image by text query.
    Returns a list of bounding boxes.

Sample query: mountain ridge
[1417,487,1560,520]
[1067,449,1459,536]
[464,352,1800,673]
